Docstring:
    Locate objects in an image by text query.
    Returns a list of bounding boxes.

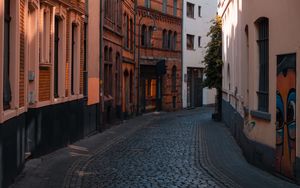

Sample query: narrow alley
[10,108,297,188]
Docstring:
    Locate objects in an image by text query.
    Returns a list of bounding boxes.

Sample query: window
[187,2,194,18]
[54,16,60,98]
[130,19,133,50]
[3,0,12,110]
[148,26,153,47]
[198,6,201,17]
[173,32,177,50]
[168,30,172,49]
[163,0,167,14]
[42,10,50,64]
[162,29,167,49]
[187,34,194,50]
[198,36,201,47]
[104,46,109,61]
[71,23,78,95]
[126,15,129,48]
[173,0,177,16]
[256,18,269,112]
[141,24,147,47]
[124,13,128,48]
[83,22,88,97]
[145,0,151,8]
[109,47,113,62]
[172,66,177,92]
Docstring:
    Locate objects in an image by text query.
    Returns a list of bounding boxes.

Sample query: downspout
[134,0,138,115]
[99,0,104,131]
[181,0,184,109]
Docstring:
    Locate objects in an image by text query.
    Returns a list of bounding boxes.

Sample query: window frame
[173,0,177,16]
[187,2,195,19]
[256,17,269,112]
[187,34,195,50]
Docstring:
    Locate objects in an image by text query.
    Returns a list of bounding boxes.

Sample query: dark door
[194,69,203,107]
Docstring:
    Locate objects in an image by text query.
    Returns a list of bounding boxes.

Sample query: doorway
[187,68,203,108]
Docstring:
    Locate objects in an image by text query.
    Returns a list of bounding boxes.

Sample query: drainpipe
[134,0,137,115]
[181,0,184,109]
[99,0,104,131]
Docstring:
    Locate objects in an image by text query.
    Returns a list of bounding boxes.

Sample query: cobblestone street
[11,108,298,188]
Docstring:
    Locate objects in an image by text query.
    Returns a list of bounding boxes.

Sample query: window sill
[250,110,271,121]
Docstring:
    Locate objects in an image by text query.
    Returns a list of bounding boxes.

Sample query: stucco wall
[219,0,300,179]
[182,0,217,107]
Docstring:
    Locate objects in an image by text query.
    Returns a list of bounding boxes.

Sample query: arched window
[256,17,269,112]
[172,66,177,92]
[173,32,177,50]
[104,46,108,61]
[109,47,113,62]
[141,24,147,47]
[162,29,167,49]
[168,30,172,49]
[148,26,153,47]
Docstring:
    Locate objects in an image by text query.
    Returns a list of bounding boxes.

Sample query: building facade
[0,0,86,187]
[219,0,300,182]
[137,0,183,112]
[122,0,136,118]
[182,0,217,108]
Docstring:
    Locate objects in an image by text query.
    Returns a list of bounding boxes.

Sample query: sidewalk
[10,114,156,188]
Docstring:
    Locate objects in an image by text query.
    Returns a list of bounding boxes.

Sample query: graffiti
[244,119,256,133]
[276,54,296,178]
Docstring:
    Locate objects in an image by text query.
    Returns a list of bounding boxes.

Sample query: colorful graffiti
[276,54,296,178]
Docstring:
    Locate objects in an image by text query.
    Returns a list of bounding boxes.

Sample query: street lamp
[137,11,157,115]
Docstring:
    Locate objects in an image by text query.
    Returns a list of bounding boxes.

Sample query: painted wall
[87,0,100,106]
[219,0,300,180]
[182,0,217,107]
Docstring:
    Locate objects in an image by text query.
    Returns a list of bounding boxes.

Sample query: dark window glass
[198,36,201,47]
[130,19,133,50]
[173,0,177,16]
[198,6,201,17]
[54,16,60,98]
[141,25,147,47]
[187,2,194,18]
[83,23,88,97]
[257,18,269,112]
[163,0,167,13]
[71,23,76,95]
[187,34,194,50]
[162,29,167,49]
[173,32,177,50]
[4,0,12,110]
[148,26,153,47]
[145,0,151,8]
[168,30,172,49]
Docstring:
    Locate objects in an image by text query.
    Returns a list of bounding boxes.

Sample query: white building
[182,0,217,108]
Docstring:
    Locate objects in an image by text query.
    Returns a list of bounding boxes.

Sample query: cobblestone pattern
[74,115,220,188]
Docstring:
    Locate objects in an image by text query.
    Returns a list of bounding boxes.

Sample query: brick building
[137,0,183,112]
[122,0,136,118]
[0,0,86,187]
